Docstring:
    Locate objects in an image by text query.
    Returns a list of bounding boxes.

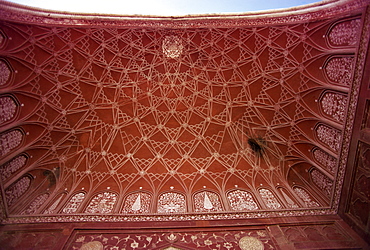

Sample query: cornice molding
[0,0,368,28]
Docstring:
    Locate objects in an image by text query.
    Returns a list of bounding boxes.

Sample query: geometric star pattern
[0,6,362,218]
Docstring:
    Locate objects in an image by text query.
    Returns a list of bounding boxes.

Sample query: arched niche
[21,192,50,215]
[326,17,361,48]
[43,192,67,214]
[292,185,321,208]
[0,95,19,126]
[226,189,260,211]
[314,123,342,153]
[257,187,283,209]
[311,147,337,176]
[157,191,187,214]
[61,191,86,214]
[121,190,153,214]
[192,189,223,212]
[84,191,118,214]
[0,153,28,182]
[318,90,348,124]
[310,167,333,197]
[0,128,24,158]
[323,55,355,86]
[0,59,13,87]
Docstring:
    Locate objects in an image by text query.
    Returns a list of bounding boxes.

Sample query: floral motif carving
[122,192,152,213]
[62,192,85,214]
[194,191,223,212]
[280,189,299,208]
[22,193,49,214]
[311,169,333,196]
[227,190,259,211]
[328,19,361,47]
[259,188,282,209]
[0,129,23,157]
[316,124,342,152]
[44,193,65,214]
[85,192,117,214]
[157,192,186,213]
[293,187,320,207]
[5,176,31,207]
[320,92,347,123]
[324,57,354,86]
[0,60,10,86]
[0,96,17,124]
[313,148,337,175]
[68,229,273,249]
[0,155,27,182]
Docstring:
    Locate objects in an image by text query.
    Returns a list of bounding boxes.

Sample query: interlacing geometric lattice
[0,13,361,217]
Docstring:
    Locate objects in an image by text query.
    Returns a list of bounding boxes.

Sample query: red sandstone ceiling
[0,0,367,222]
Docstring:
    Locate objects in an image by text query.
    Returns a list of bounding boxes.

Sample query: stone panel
[67,229,274,250]
[348,142,370,230]
[280,223,361,249]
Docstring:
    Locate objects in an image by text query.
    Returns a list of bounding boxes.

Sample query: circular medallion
[162,36,183,58]
[80,241,104,250]
[239,236,264,250]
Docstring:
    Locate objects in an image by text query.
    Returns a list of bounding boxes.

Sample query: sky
[7,0,321,16]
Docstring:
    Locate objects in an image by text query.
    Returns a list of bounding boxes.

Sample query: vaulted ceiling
[0,0,368,223]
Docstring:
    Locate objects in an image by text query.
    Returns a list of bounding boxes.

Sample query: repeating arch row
[31,186,322,215]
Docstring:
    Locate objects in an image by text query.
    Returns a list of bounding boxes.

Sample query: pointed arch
[258,188,283,209]
[84,191,118,213]
[122,191,152,214]
[293,186,320,207]
[0,129,24,157]
[21,193,50,215]
[0,95,19,125]
[5,175,32,207]
[226,189,259,211]
[157,191,186,213]
[193,190,223,212]
[61,191,86,214]
[0,154,28,182]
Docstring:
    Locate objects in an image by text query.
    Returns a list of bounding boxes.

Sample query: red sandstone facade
[0,0,369,249]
